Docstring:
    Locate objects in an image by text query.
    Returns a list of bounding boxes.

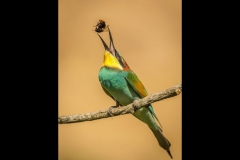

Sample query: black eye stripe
[115,53,125,68]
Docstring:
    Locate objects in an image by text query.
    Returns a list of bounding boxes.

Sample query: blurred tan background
[59,0,181,159]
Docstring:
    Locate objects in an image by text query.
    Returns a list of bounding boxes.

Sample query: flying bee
[93,20,109,33]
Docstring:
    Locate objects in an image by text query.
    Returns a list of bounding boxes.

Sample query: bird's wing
[125,70,148,97]
[101,85,115,101]
[125,70,163,129]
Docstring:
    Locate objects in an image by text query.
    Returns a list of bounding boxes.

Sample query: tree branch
[58,84,182,124]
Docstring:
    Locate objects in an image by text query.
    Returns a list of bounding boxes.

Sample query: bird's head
[97,27,130,70]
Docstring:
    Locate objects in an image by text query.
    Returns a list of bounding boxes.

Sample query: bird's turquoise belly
[98,67,139,106]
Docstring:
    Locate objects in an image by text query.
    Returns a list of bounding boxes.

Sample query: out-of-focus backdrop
[59,0,181,159]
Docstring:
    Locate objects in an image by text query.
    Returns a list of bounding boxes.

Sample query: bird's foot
[133,100,139,111]
[107,102,120,116]
[107,106,118,116]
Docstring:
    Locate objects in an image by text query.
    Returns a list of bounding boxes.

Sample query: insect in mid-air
[94,20,108,33]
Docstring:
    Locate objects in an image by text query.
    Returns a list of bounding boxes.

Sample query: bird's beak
[97,27,117,57]
[97,33,109,51]
[97,27,130,69]
[108,27,117,57]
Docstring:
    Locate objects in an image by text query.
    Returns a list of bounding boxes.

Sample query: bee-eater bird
[97,27,173,159]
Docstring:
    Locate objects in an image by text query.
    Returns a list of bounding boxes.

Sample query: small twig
[58,84,182,124]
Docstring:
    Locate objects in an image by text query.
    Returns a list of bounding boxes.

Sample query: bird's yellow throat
[102,51,123,70]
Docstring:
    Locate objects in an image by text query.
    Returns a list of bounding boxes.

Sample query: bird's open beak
[97,27,117,57]
[97,27,129,69]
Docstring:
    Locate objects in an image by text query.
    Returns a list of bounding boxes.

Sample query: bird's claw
[133,100,139,111]
[107,106,118,116]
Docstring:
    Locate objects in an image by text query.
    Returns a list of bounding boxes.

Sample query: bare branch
[58,84,182,124]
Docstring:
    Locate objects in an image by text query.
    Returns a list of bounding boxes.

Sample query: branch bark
[58,84,182,124]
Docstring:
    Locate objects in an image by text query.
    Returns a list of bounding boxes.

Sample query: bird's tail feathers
[150,127,173,159]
